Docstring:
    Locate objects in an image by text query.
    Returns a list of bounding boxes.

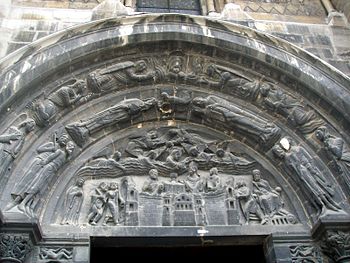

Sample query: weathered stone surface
[0,13,349,263]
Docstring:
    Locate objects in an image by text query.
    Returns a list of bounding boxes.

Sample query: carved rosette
[0,234,32,263]
[321,231,350,263]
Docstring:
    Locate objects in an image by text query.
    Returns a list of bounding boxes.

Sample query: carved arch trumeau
[0,14,349,263]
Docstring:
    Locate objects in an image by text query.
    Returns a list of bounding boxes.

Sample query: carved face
[149,169,158,179]
[25,119,36,132]
[272,144,285,159]
[135,60,147,72]
[209,167,218,176]
[315,127,326,141]
[169,57,183,74]
[66,141,75,154]
[252,169,261,181]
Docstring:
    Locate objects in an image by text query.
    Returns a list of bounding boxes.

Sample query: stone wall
[0,0,349,76]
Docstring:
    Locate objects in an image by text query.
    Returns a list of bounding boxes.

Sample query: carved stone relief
[57,127,297,226]
[66,97,157,146]
[39,247,73,261]
[289,245,323,263]
[259,83,324,134]
[316,126,350,190]
[5,133,75,217]
[32,79,87,127]
[0,118,35,180]
[272,137,342,214]
[0,234,32,263]
[321,231,350,263]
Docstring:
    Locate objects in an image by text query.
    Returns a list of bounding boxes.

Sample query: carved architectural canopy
[0,13,349,262]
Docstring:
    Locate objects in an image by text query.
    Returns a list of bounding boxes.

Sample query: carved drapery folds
[0,234,32,263]
[0,52,346,225]
[57,127,297,227]
[5,133,75,218]
[0,119,35,180]
[321,231,350,263]
[272,137,341,214]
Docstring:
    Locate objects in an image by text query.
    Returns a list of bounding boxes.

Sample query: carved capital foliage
[0,234,32,263]
[321,231,350,263]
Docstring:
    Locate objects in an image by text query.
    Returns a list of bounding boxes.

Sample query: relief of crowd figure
[191,95,280,146]
[6,133,75,217]
[61,177,85,225]
[316,126,350,190]
[32,79,87,127]
[86,60,158,95]
[259,83,324,134]
[87,181,125,226]
[75,128,258,179]
[0,118,35,180]
[66,97,157,146]
[272,138,341,214]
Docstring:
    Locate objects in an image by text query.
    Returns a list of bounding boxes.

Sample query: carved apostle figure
[8,135,75,217]
[183,161,204,193]
[272,141,341,213]
[87,60,156,94]
[191,95,280,145]
[61,178,85,225]
[33,79,86,127]
[205,167,222,193]
[0,118,35,179]
[252,169,290,218]
[316,126,350,188]
[66,97,157,146]
[260,84,324,134]
[103,182,125,225]
[142,169,164,195]
[88,182,108,225]
[166,54,186,82]
[235,181,267,224]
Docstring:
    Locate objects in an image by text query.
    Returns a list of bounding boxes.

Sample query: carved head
[171,148,182,160]
[168,56,183,74]
[216,148,225,157]
[252,169,261,181]
[98,182,108,192]
[76,177,85,186]
[189,146,200,157]
[66,141,75,155]
[112,151,122,161]
[57,134,69,146]
[259,83,271,97]
[149,169,158,180]
[191,97,207,109]
[72,79,86,93]
[188,161,198,175]
[209,167,218,176]
[143,98,157,109]
[135,60,147,73]
[315,126,328,142]
[109,182,118,190]
[20,118,36,133]
[272,144,285,159]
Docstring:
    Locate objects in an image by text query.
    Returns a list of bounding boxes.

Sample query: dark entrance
[90,237,267,262]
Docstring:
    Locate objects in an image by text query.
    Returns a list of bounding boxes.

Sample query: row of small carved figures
[26,56,324,134]
[60,168,295,226]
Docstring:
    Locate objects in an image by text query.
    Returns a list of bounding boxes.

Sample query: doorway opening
[90,236,267,262]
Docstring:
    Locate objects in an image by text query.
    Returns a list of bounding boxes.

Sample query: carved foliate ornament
[0,234,32,263]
